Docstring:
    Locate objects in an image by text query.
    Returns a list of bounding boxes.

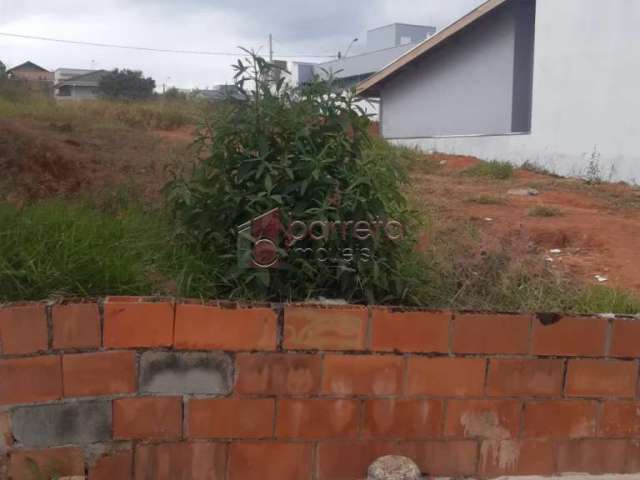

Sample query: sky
[0,0,484,90]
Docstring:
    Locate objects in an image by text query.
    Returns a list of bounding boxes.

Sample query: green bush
[166,51,421,303]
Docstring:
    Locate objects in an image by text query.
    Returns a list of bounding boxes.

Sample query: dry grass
[528,205,564,217]
[465,195,508,205]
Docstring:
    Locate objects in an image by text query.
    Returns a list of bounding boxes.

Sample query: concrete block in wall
[12,400,111,448]
[139,351,233,395]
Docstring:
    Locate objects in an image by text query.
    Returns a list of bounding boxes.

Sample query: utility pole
[269,33,273,62]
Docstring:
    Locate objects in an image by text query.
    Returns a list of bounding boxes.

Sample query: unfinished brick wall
[0,298,639,480]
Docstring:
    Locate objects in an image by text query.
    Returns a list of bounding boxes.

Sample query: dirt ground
[409,154,640,295]
[2,116,639,295]
[0,118,191,204]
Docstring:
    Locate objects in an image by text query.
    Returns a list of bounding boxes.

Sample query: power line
[0,32,336,59]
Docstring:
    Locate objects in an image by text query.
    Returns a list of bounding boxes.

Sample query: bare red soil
[410,155,640,294]
[0,118,189,204]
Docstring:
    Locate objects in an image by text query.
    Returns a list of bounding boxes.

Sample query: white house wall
[381,3,517,138]
[389,0,640,184]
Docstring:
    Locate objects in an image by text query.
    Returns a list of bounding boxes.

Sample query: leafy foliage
[167,50,421,303]
[99,68,156,100]
[0,60,6,79]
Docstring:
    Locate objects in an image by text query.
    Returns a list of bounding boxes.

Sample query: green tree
[0,60,6,79]
[163,87,187,102]
[98,68,156,100]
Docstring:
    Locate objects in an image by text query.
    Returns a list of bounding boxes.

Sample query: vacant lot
[0,92,638,312]
[407,153,640,296]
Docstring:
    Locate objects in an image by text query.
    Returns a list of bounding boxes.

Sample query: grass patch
[0,84,202,131]
[367,137,441,174]
[465,195,507,205]
[462,160,514,180]
[0,201,174,301]
[528,205,563,217]
[520,160,558,177]
[572,285,640,315]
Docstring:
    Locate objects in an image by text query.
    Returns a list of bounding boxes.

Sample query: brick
[487,358,564,397]
[566,359,638,398]
[104,301,173,348]
[52,303,100,349]
[322,355,404,396]
[175,304,276,351]
[139,351,232,395]
[629,440,640,472]
[0,413,12,451]
[235,353,321,396]
[370,309,449,353]
[63,351,136,397]
[189,398,274,438]
[531,315,607,356]
[406,357,486,397]
[557,439,628,474]
[600,401,640,437]
[445,399,521,439]
[229,442,312,480]
[362,399,443,439]
[89,450,132,480]
[610,319,640,357]
[114,397,182,440]
[135,442,226,480]
[479,439,556,476]
[0,356,61,405]
[523,400,597,438]
[105,296,144,302]
[276,399,359,439]
[9,447,84,480]
[401,440,478,477]
[318,441,400,480]
[453,313,530,354]
[283,306,367,350]
[12,400,111,447]
[0,304,47,355]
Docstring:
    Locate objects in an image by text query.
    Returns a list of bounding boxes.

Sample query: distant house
[286,24,436,117]
[192,84,244,101]
[54,69,107,100]
[357,0,640,184]
[6,61,54,83]
[288,24,435,89]
[5,61,54,93]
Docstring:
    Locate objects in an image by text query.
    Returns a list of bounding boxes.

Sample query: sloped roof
[356,0,509,97]
[7,61,50,73]
[55,69,107,88]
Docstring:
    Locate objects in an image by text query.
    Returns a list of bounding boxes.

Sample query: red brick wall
[0,299,639,480]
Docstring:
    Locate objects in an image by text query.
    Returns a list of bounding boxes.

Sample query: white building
[286,23,436,117]
[357,0,640,184]
[54,69,107,100]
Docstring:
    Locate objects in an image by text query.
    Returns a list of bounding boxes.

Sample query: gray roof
[314,43,418,81]
[55,70,107,88]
